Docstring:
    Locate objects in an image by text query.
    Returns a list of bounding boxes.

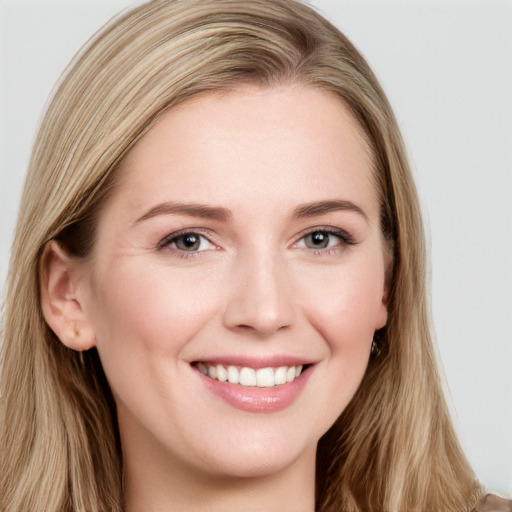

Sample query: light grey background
[1,0,511,496]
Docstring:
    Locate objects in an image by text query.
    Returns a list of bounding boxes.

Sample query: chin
[180,417,320,481]
[202,441,313,480]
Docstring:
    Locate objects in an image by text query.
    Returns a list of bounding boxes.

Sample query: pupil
[180,235,199,250]
[309,231,328,248]
[312,232,325,244]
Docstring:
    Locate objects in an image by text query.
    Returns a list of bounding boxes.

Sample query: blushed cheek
[89,263,221,359]
[301,270,385,355]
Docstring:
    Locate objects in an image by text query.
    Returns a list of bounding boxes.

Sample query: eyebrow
[293,199,368,222]
[135,201,232,224]
[134,198,368,225]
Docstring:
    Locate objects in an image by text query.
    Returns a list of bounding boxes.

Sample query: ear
[375,252,392,330]
[40,240,96,351]
[375,292,389,330]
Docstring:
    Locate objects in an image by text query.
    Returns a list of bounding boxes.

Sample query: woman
[0,0,501,510]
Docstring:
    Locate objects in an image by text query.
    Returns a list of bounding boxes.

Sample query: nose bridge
[223,244,295,336]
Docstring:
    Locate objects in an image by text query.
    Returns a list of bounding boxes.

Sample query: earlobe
[376,249,393,329]
[382,281,390,308]
[375,282,390,330]
[40,240,96,351]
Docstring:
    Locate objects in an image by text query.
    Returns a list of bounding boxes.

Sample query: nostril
[231,322,290,339]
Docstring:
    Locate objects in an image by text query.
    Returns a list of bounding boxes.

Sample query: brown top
[478,493,512,512]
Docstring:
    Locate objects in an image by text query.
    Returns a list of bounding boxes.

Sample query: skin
[42,85,389,511]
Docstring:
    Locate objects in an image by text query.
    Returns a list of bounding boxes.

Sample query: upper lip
[191,355,315,369]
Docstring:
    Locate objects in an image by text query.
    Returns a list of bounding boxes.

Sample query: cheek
[86,261,222,370]
[297,257,386,354]
[298,259,386,422]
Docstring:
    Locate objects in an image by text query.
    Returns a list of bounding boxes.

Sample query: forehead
[111,85,378,218]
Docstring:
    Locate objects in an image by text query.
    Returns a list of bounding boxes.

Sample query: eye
[294,228,354,252]
[303,231,337,249]
[159,231,216,253]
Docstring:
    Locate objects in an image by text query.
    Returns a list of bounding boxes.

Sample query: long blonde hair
[1,1,482,510]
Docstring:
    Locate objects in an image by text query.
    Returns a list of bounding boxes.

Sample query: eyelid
[157,228,219,252]
[291,227,357,258]
[292,226,356,248]
[156,225,355,258]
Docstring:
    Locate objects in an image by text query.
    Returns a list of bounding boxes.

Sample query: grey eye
[304,231,331,249]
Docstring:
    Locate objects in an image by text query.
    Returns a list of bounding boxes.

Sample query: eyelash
[157,226,355,258]
[157,229,218,258]
[294,227,356,255]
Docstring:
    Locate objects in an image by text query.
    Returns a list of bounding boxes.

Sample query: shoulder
[477,493,512,512]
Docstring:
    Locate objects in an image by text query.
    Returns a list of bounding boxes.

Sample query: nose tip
[222,255,294,338]
[235,303,291,338]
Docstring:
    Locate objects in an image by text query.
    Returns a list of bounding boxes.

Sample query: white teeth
[274,366,287,385]
[227,365,239,384]
[239,367,256,386]
[216,364,227,382]
[256,367,274,387]
[198,363,305,388]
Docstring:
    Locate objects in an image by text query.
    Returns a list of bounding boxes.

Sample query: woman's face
[77,85,389,480]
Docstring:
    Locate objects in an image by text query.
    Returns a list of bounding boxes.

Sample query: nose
[222,250,295,337]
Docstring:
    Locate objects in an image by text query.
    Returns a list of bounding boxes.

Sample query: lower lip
[196,367,313,413]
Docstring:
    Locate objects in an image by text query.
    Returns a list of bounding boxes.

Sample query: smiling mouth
[194,362,306,388]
